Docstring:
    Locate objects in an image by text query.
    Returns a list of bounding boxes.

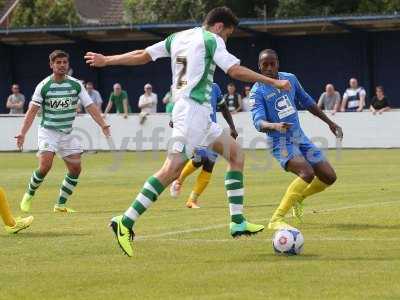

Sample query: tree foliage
[10,0,80,27]
[124,0,400,23]
[123,0,276,23]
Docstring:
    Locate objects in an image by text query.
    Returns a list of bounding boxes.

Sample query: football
[272,228,304,255]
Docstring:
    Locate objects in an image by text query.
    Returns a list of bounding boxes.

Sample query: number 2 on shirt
[176,56,187,89]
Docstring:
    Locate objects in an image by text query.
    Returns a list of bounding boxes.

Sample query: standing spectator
[318,84,341,114]
[241,85,252,112]
[341,78,366,112]
[223,83,242,113]
[86,82,103,111]
[104,83,131,118]
[370,86,390,115]
[138,83,158,124]
[6,84,25,114]
[162,89,174,114]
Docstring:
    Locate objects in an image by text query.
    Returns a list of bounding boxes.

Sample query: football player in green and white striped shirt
[15,50,110,213]
[85,7,291,257]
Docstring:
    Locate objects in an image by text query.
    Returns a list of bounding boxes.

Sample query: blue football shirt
[210,83,225,123]
[250,72,315,141]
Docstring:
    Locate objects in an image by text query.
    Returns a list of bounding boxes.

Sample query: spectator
[104,83,131,118]
[223,83,242,113]
[341,78,366,112]
[138,83,158,124]
[86,82,103,111]
[318,84,341,114]
[370,86,390,115]
[162,89,174,114]
[6,84,25,114]
[241,85,252,112]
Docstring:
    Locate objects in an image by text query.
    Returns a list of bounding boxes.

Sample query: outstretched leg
[21,151,54,213]
[211,129,264,237]
[110,153,187,256]
[1,187,34,234]
[186,155,215,208]
[269,156,314,229]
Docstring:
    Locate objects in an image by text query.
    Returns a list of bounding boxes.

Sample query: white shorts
[38,127,83,158]
[170,98,223,159]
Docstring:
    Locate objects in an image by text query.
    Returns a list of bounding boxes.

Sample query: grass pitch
[1,149,400,300]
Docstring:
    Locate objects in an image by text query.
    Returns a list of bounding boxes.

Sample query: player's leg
[110,98,197,256]
[211,128,264,237]
[303,160,337,198]
[269,154,314,229]
[20,151,55,212]
[186,151,217,208]
[291,139,336,221]
[110,153,186,256]
[1,187,34,234]
[54,153,82,213]
[170,155,202,198]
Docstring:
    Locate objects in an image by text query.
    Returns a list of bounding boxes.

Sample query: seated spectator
[162,89,174,114]
[6,84,25,114]
[341,78,366,112]
[86,82,103,111]
[138,83,158,124]
[241,85,252,112]
[104,83,131,118]
[223,83,242,113]
[370,86,390,115]
[318,84,341,114]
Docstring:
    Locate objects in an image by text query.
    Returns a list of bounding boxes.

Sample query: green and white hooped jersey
[146,27,240,105]
[31,75,93,134]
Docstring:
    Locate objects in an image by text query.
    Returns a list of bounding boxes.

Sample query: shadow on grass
[310,223,400,231]
[256,254,400,262]
[0,231,90,239]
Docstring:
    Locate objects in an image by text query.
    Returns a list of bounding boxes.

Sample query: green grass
[1,149,400,300]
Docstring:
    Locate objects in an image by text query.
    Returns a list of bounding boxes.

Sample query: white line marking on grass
[137,200,400,240]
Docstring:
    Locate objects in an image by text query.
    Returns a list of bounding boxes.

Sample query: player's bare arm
[85,104,111,137]
[307,103,343,139]
[220,102,238,139]
[122,99,129,119]
[15,104,40,150]
[227,64,291,91]
[85,50,152,67]
[258,120,293,133]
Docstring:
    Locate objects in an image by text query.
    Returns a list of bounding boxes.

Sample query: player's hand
[102,125,111,137]
[230,128,238,139]
[85,52,107,67]
[274,79,291,91]
[273,122,292,133]
[356,107,363,112]
[329,123,343,140]
[15,133,25,150]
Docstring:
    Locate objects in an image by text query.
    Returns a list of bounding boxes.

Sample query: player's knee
[202,159,215,173]
[39,163,52,176]
[299,169,315,183]
[229,144,244,169]
[325,171,337,185]
[68,164,81,177]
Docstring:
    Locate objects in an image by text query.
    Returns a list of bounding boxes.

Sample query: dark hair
[227,82,236,88]
[204,6,239,28]
[49,50,69,63]
[259,49,278,61]
[376,86,384,92]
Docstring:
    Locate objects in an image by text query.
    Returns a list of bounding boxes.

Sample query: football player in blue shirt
[170,83,238,208]
[250,49,343,230]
